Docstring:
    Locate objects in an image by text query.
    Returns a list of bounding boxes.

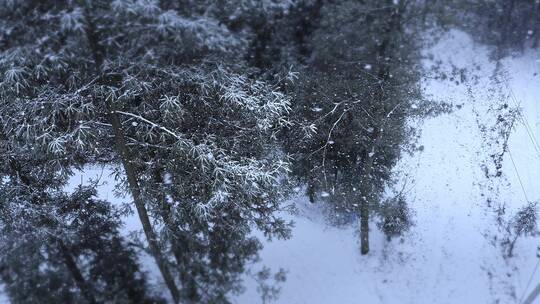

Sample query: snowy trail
[236,30,540,304]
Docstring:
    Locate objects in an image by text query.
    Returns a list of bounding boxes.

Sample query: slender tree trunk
[307,174,316,203]
[359,148,376,255]
[295,0,324,62]
[79,3,180,302]
[58,241,97,304]
[496,0,515,58]
[152,169,200,303]
[357,0,405,255]
[107,111,181,303]
[359,198,370,255]
[533,3,540,49]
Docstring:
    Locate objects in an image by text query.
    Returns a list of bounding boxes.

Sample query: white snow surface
[3,30,538,304]
[236,30,540,304]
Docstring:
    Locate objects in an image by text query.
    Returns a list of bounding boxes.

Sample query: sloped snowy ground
[2,30,538,304]
[236,30,540,304]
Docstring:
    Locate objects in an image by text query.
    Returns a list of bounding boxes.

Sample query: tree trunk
[359,198,370,255]
[79,3,181,302]
[356,0,406,255]
[359,148,376,255]
[497,0,515,58]
[152,169,200,303]
[107,111,181,304]
[533,2,540,49]
[307,174,316,203]
[58,241,97,304]
[295,0,324,62]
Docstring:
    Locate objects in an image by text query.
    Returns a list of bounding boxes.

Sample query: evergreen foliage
[278,0,423,254]
[1,0,292,302]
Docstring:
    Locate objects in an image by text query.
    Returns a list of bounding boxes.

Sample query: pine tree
[0,1,291,302]
[428,0,540,55]
[281,0,423,254]
[0,152,161,303]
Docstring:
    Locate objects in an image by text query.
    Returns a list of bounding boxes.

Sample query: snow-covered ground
[236,30,540,304]
[3,30,537,304]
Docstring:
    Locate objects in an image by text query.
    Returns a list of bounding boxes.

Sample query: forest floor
[235,30,540,304]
